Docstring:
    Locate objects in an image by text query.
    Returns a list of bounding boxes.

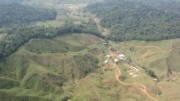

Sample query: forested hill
[86,0,180,41]
[0,3,57,26]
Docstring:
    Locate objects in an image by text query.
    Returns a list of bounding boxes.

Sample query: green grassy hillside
[0,34,105,101]
[0,33,179,101]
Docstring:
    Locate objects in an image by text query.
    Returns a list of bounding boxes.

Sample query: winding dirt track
[140,49,151,62]
[109,50,159,101]
[168,47,180,53]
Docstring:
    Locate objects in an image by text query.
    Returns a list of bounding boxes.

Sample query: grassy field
[116,39,180,101]
[0,34,106,101]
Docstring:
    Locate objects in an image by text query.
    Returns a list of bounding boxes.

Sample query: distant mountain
[86,0,180,41]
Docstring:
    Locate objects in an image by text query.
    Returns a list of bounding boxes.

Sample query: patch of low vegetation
[25,39,86,54]
[0,90,53,101]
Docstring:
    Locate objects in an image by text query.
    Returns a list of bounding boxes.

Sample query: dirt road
[109,49,159,101]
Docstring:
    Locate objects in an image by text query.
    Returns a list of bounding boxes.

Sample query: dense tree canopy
[0,3,57,26]
[86,0,180,41]
[0,20,101,58]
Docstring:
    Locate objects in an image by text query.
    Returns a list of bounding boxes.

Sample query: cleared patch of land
[116,39,180,101]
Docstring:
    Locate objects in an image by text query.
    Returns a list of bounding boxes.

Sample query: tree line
[0,20,101,59]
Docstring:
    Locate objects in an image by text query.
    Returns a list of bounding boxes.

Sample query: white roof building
[114,58,119,62]
[119,54,125,57]
[118,54,126,60]
[131,66,140,72]
[106,55,111,58]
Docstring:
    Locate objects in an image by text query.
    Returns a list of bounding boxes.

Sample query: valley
[0,0,180,101]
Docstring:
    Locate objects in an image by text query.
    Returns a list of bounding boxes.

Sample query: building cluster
[114,54,126,64]
[104,53,127,64]
[104,55,111,64]
[128,66,141,78]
